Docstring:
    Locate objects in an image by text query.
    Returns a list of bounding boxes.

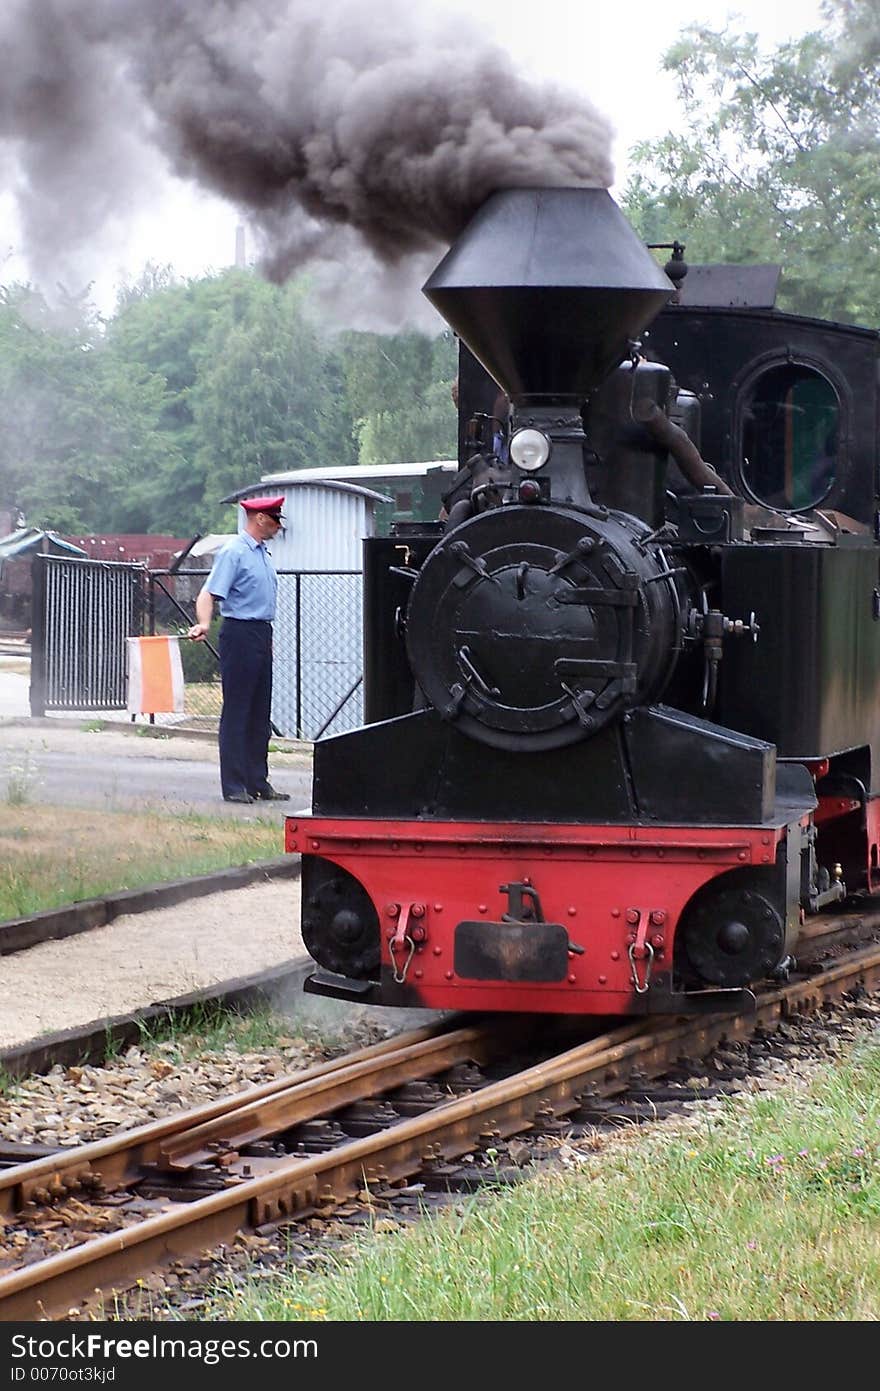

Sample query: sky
[0,0,825,316]
[477,0,825,181]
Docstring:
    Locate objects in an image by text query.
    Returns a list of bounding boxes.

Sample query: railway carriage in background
[287,186,880,1019]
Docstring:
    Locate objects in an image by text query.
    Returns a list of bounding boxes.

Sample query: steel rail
[0,1020,462,1214]
[0,1020,650,1320]
[3,942,880,1320]
[156,1021,506,1170]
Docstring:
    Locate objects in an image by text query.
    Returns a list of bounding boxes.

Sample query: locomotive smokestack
[423,188,674,404]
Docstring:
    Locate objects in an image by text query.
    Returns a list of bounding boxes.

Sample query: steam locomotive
[286,187,880,1017]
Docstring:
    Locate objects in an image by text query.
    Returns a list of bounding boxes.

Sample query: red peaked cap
[240,495,285,519]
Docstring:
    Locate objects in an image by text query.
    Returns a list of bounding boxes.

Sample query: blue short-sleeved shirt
[205,533,278,621]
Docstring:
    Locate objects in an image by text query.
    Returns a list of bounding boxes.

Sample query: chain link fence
[148,568,363,739]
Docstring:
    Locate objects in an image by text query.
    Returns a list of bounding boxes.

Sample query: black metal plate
[454,920,570,982]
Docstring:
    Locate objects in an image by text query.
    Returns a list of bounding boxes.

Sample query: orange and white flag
[126,636,185,715]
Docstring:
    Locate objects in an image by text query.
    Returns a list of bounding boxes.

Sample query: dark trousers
[218,618,273,798]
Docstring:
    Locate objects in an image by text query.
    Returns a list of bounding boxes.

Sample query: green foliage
[341,329,457,466]
[190,276,358,528]
[103,267,213,529]
[179,616,221,684]
[4,753,38,806]
[622,0,880,324]
[0,804,283,922]
[0,284,181,533]
[207,1033,880,1322]
[132,1003,298,1059]
[0,266,457,537]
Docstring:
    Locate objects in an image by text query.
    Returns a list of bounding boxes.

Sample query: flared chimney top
[423,188,674,401]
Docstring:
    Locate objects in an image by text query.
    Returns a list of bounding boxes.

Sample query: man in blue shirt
[188,496,290,804]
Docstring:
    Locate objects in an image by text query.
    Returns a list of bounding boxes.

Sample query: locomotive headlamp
[509,428,551,472]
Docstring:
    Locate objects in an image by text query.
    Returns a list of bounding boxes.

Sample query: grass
[5,752,38,806]
[124,1001,371,1066]
[204,1033,880,1322]
[131,1003,304,1059]
[0,805,284,921]
[0,1006,329,1106]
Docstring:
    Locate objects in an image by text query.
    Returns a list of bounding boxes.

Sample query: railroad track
[3,936,880,1321]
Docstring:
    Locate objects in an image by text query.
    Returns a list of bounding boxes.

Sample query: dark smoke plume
[0,0,613,306]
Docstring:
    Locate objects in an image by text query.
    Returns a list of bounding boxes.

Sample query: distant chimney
[235,225,246,269]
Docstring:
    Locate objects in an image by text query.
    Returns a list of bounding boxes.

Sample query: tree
[104,270,237,531]
[622,0,880,324]
[0,262,456,539]
[190,275,358,528]
[0,284,179,533]
[340,329,457,466]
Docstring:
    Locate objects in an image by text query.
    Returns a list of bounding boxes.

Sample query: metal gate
[30,554,366,737]
[29,554,146,716]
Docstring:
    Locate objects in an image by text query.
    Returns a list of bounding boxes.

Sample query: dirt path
[0,715,324,1050]
[0,878,306,1049]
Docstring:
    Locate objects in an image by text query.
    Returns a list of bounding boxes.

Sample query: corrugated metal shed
[261,461,456,484]
[221,477,392,571]
[262,461,458,536]
[219,477,392,738]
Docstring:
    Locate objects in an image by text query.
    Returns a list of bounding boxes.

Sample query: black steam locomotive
[286,187,880,1017]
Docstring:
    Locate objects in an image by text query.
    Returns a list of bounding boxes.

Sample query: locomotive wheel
[677,871,786,988]
[301,861,380,980]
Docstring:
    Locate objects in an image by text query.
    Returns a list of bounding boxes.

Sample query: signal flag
[126,636,185,715]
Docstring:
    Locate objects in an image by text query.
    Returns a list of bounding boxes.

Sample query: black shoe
[251,785,290,801]
[224,791,254,804]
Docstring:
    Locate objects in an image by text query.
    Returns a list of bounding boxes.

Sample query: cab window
[740,364,838,510]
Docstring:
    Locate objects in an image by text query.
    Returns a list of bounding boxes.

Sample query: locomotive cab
[289,186,880,1019]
